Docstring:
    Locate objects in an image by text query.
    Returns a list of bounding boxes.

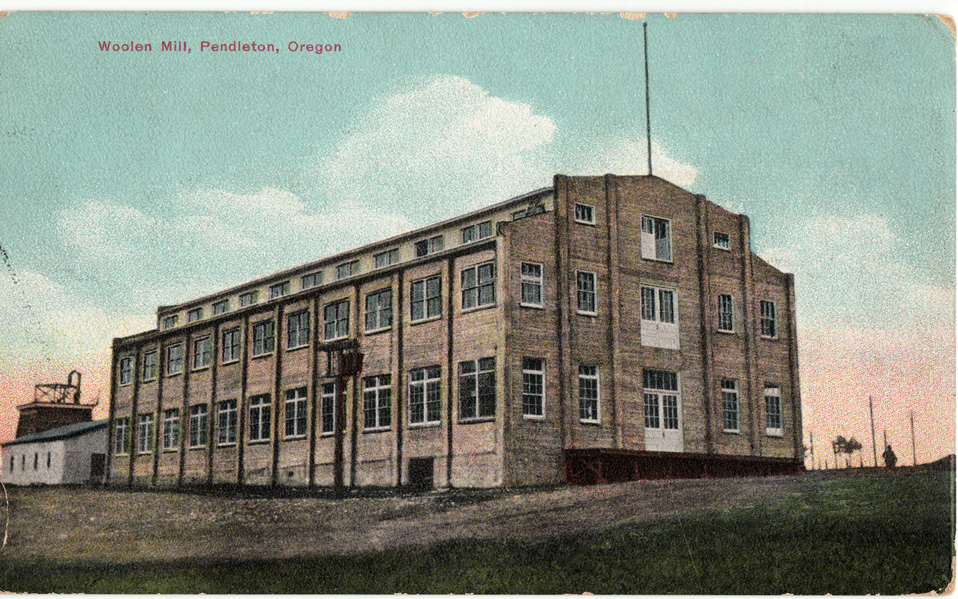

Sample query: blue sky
[0,12,953,458]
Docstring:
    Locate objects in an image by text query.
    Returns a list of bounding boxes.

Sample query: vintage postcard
[0,11,953,593]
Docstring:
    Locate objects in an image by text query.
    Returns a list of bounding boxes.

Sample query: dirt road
[2,474,819,563]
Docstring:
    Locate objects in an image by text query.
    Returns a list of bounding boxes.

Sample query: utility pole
[643,20,653,176]
[869,395,878,467]
[910,410,917,466]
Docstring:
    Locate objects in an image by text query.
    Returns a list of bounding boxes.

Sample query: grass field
[1,469,953,594]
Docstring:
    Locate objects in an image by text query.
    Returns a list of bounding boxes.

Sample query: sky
[0,12,953,465]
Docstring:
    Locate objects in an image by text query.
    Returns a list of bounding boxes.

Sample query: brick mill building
[108,175,803,489]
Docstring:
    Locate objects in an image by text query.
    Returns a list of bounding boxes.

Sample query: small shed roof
[2,420,108,448]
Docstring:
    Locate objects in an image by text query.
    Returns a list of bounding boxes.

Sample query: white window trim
[188,404,209,448]
[643,370,681,432]
[408,366,442,427]
[721,379,740,433]
[641,214,673,263]
[461,261,496,311]
[287,310,311,350]
[717,294,735,334]
[760,300,779,339]
[363,375,392,432]
[251,320,276,357]
[162,408,180,451]
[410,275,442,323]
[136,414,154,454]
[142,350,158,382]
[217,400,238,446]
[248,394,272,443]
[521,358,546,420]
[574,202,596,225]
[166,343,184,376]
[324,300,350,341]
[320,382,336,436]
[284,387,308,439]
[221,328,241,365]
[578,364,601,424]
[713,231,731,251]
[575,270,598,316]
[119,357,133,386]
[765,385,784,437]
[364,289,393,334]
[520,262,544,309]
[192,336,213,370]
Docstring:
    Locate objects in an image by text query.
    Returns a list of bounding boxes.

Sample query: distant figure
[883,444,898,468]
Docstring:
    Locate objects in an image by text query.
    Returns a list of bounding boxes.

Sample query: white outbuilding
[1,420,108,486]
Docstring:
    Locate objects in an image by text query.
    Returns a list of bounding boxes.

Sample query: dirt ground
[0,473,827,564]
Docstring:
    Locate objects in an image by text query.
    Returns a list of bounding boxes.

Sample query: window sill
[364,327,392,337]
[217,442,238,448]
[717,329,736,335]
[286,344,310,353]
[323,335,349,343]
[192,365,211,372]
[520,303,545,310]
[458,417,496,425]
[576,311,598,318]
[220,359,240,367]
[166,372,183,378]
[142,377,158,383]
[579,419,602,426]
[188,445,207,451]
[247,440,271,445]
[522,414,545,421]
[408,422,441,430]
[251,353,275,360]
[461,303,496,315]
[760,335,779,341]
[713,245,731,252]
[161,448,178,453]
[642,257,674,264]
[574,219,596,226]
[119,382,133,387]
[283,435,307,441]
[409,316,442,326]
[363,427,392,434]
[766,431,784,438]
[722,429,741,435]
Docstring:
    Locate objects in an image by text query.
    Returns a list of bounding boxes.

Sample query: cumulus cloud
[759,213,954,331]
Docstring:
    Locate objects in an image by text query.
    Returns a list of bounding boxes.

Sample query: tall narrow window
[520,262,543,307]
[765,385,783,436]
[136,414,154,453]
[408,366,441,425]
[644,370,679,430]
[363,375,392,430]
[365,289,393,332]
[521,358,545,418]
[462,262,495,309]
[252,320,275,356]
[578,364,600,423]
[189,404,208,448]
[718,294,735,333]
[142,350,158,381]
[721,378,740,432]
[458,357,496,421]
[641,215,672,262]
[411,275,441,321]
[221,328,240,363]
[193,336,212,369]
[324,300,350,340]
[119,357,133,386]
[217,399,237,445]
[576,271,597,315]
[166,344,184,375]
[760,300,778,338]
[114,417,130,454]
[287,310,310,349]
[162,409,180,450]
[321,382,336,435]
[285,387,307,438]
[248,394,271,442]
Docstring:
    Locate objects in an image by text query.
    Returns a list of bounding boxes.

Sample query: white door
[643,371,684,452]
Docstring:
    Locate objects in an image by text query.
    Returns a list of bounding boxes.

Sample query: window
[162,408,180,450]
[239,291,258,307]
[415,235,444,257]
[760,300,778,338]
[33,453,37,470]
[221,328,240,363]
[461,221,492,243]
[640,286,679,350]
[363,375,392,430]
[336,261,360,279]
[459,357,495,421]
[162,315,178,330]
[365,289,392,332]
[411,275,442,321]
[574,203,595,224]
[521,358,545,418]
[520,262,543,307]
[193,336,212,369]
[462,262,496,310]
[324,300,350,340]
[217,400,237,445]
[114,417,130,454]
[285,387,307,438]
[46,452,50,469]
[721,378,740,432]
[374,249,399,269]
[287,310,310,349]
[142,350,158,381]
[578,364,600,423]
[248,394,271,442]
[718,294,735,333]
[301,272,323,289]
[213,299,230,315]
[321,382,336,435]
[189,404,208,448]
[643,370,679,430]
[409,366,441,425]
[187,307,203,323]
[512,204,545,220]
[252,320,275,356]
[713,231,731,250]
[119,357,133,386]
[166,344,183,375]
[270,281,290,299]
[576,271,597,315]
[136,414,154,453]
[765,385,783,436]
[641,215,672,262]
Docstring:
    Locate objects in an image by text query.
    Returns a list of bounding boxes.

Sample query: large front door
[643,370,684,453]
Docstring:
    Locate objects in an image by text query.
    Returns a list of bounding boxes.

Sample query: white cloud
[760,213,954,331]
[562,138,699,188]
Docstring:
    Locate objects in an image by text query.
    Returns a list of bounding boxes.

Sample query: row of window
[716,294,778,338]
[720,379,784,436]
[163,221,496,330]
[114,357,499,454]
[7,451,51,472]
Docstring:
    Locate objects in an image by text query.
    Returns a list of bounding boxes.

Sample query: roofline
[158,185,553,315]
[2,420,108,448]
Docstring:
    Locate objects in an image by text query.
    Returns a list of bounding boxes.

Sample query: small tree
[844,437,862,468]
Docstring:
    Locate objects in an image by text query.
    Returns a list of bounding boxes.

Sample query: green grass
[2,470,953,594]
